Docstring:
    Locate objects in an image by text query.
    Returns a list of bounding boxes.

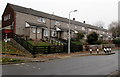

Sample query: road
[2,51,118,75]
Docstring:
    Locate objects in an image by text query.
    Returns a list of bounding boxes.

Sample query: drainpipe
[35,27,37,41]
[50,12,54,39]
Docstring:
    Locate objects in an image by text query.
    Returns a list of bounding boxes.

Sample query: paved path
[2,51,118,75]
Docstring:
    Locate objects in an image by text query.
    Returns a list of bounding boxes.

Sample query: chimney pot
[83,21,85,23]
[73,18,75,20]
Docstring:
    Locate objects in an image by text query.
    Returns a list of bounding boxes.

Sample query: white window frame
[82,27,85,30]
[51,30,56,37]
[4,14,10,21]
[37,29,40,33]
[32,28,40,34]
[75,26,77,29]
[44,29,49,36]
[89,28,92,31]
[32,28,36,33]
[55,21,60,25]
[38,17,46,23]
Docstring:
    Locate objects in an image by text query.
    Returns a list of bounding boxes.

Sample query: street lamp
[68,10,77,54]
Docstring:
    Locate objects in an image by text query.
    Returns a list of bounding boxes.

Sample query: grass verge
[28,40,50,46]
[0,58,30,64]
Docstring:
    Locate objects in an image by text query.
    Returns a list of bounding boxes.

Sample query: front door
[57,31,63,39]
[42,29,44,39]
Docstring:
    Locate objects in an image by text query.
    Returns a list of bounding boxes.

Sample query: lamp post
[68,10,77,54]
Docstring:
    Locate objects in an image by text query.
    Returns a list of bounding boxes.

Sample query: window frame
[4,14,10,21]
[55,21,60,25]
[38,17,46,23]
[44,29,49,36]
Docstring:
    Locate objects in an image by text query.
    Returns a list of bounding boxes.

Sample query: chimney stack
[73,18,75,20]
[83,21,85,23]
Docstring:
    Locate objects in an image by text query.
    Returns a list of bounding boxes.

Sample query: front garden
[28,40,51,46]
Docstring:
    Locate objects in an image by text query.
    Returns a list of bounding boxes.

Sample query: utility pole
[68,10,77,54]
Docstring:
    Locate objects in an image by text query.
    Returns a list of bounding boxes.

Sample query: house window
[75,26,77,29]
[89,28,92,31]
[32,28,40,33]
[38,17,46,23]
[4,14,10,21]
[44,30,49,36]
[55,21,60,25]
[82,27,85,30]
[37,29,40,33]
[97,30,100,33]
[32,28,36,33]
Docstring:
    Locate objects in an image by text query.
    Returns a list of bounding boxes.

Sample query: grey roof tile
[8,3,108,32]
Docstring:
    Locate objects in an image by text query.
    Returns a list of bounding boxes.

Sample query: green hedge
[71,41,82,45]
[113,39,120,44]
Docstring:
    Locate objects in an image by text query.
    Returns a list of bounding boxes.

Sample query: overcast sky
[0,0,119,29]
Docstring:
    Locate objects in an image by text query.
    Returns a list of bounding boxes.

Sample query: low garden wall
[83,44,115,51]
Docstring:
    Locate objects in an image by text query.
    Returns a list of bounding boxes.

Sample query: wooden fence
[10,33,82,55]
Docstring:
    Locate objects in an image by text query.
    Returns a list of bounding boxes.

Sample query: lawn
[2,41,30,56]
[71,41,82,45]
[2,42,16,53]
[1,58,29,64]
[28,41,51,46]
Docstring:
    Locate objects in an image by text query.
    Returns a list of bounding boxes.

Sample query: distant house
[2,3,112,40]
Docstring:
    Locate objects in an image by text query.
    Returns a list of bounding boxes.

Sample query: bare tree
[108,21,118,30]
[94,21,105,28]
[108,21,120,38]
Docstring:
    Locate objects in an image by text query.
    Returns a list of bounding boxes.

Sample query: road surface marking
[21,63,25,65]
[33,66,36,68]
[26,65,29,66]
[14,64,20,65]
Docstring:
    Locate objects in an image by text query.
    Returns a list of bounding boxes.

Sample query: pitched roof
[8,3,108,32]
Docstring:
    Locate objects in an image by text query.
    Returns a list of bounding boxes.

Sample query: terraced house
[2,3,112,41]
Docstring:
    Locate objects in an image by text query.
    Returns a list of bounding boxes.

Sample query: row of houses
[2,3,112,41]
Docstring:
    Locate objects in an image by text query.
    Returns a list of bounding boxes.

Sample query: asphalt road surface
[2,51,119,75]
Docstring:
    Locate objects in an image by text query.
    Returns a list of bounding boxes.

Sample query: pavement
[1,50,117,64]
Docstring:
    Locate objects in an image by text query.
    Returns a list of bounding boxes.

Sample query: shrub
[76,32,84,41]
[71,41,82,45]
[86,32,99,45]
[94,40,109,45]
[112,39,120,44]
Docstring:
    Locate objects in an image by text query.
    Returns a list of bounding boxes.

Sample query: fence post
[33,46,36,58]
[63,45,67,52]
[48,46,51,53]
